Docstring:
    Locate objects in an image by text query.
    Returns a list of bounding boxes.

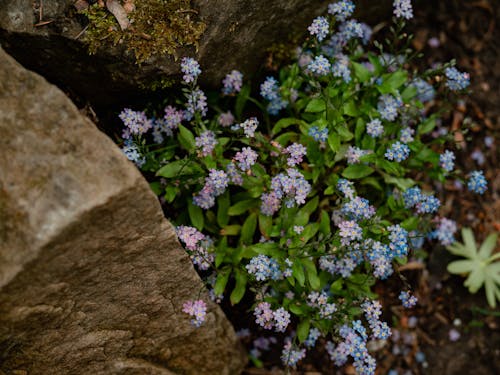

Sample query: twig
[34,20,53,27]
[75,24,89,39]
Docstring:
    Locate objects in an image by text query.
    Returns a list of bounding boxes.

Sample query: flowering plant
[118,1,486,373]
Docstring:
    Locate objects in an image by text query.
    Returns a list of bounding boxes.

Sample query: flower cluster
[281,340,307,367]
[254,302,291,332]
[378,94,402,121]
[119,108,152,139]
[246,255,282,281]
[222,70,243,95]
[393,0,413,20]
[193,169,229,209]
[366,119,384,137]
[176,226,214,270]
[445,67,470,91]
[122,141,146,167]
[309,126,329,142]
[233,117,259,137]
[308,55,331,76]
[285,143,307,166]
[399,290,418,308]
[467,170,488,194]
[307,291,338,318]
[234,147,258,171]
[439,150,455,172]
[181,57,201,83]
[260,77,288,115]
[182,299,207,327]
[308,16,330,42]
[195,130,217,156]
[385,141,410,162]
[328,0,355,22]
[118,2,487,373]
[264,168,312,212]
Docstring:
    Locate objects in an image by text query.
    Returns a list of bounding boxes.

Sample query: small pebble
[449,328,461,341]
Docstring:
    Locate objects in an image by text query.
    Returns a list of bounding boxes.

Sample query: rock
[0,47,246,375]
[0,0,330,110]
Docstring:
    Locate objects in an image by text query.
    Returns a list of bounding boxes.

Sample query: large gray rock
[0,47,246,374]
[0,0,329,109]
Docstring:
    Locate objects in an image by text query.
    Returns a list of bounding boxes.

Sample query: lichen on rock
[83,0,206,64]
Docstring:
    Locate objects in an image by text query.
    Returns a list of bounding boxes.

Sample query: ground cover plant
[116,1,491,373]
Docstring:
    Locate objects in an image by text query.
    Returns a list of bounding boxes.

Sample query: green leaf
[360,177,383,191]
[446,242,474,258]
[337,125,354,141]
[297,319,311,343]
[328,132,341,152]
[418,118,436,134]
[464,266,485,293]
[382,174,415,190]
[300,223,319,243]
[220,225,241,236]
[259,214,273,237]
[149,181,163,195]
[217,191,230,227]
[401,85,418,101]
[292,260,306,287]
[305,98,326,113]
[343,101,359,117]
[484,275,498,308]
[447,259,475,274]
[302,196,319,216]
[240,212,257,245]
[462,228,478,256]
[378,70,408,94]
[401,216,420,232]
[272,118,307,135]
[342,165,374,179]
[289,303,306,316]
[156,160,202,178]
[235,84,251,119]
[228,199,259,216]
[302,258,321,290]
[352,61,371,82]
[330,278,343,293]
[215,237,228,267]
[188,200,204,231]
[164,185,177,203]
[230,270,247,305]
[479,233,498,260]
[214,268,231,296]
[178,125,196,151]
[319,210,331,235]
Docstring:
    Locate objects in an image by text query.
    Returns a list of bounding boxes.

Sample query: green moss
[82,1,206,64]
[139,76,176,90]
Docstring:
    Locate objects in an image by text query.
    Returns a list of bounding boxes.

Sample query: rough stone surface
[0,47,246,375]
[0,0,330,109]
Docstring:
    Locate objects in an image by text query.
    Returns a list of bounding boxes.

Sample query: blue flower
[328,1,355,22]
[308,16,330,42]
[445,67,470,91]
[308,55,332,76]
[467,170,488,194]
[366,119,384,137]
[399,290,418,308]
[385,141,410,162]
[377,94,402,121]
[180,57,201,83]
[393,0,413,20]
[439,150,455,172]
